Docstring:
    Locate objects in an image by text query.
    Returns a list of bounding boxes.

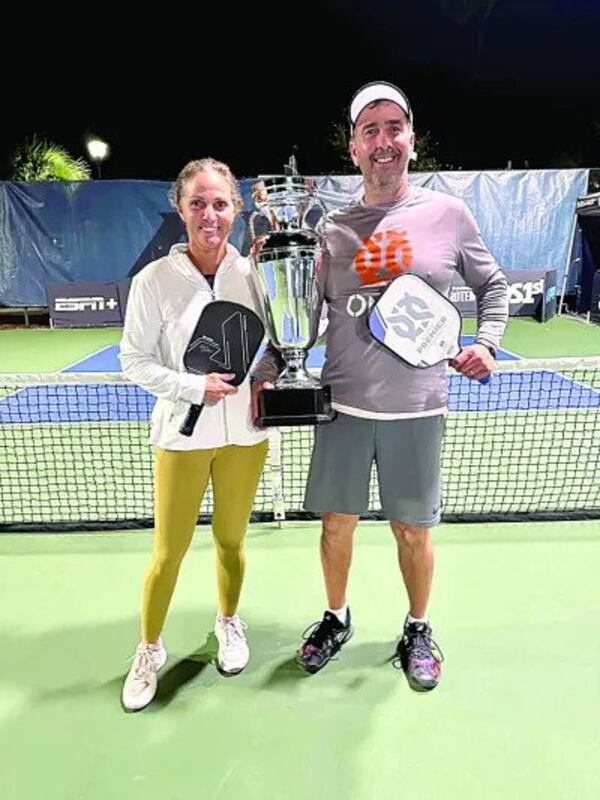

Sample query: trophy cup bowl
[250,175,336,426]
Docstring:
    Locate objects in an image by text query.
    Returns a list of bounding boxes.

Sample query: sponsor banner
[117,280,131,318]
[47,282,123,328]
[450,269,555,320]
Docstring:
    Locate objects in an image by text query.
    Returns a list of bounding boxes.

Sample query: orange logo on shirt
[353,230,413,286]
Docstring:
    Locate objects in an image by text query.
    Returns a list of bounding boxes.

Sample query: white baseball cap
[349,81,413,129]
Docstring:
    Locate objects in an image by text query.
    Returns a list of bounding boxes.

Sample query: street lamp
[85,137,110,178]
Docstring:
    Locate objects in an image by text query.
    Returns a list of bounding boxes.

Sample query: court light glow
[86,138,110,162]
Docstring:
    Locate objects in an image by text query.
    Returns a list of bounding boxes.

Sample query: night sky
[3,0,599,181]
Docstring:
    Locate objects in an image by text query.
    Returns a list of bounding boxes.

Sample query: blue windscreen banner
[0,170,588,307]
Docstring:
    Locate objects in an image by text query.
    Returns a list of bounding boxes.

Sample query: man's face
[349,100,415,186]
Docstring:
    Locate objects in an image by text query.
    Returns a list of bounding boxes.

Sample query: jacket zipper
[211,272,230,445]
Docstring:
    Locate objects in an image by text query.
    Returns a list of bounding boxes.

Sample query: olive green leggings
[141,440,268,642]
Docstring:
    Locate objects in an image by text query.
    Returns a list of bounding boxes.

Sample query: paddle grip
[180,403,205,437]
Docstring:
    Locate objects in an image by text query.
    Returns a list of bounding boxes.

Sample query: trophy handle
[248,209,267,242]
[301,196,327,230]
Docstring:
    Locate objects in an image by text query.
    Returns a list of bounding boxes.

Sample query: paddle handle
[454,348,491,385]
[180,403,205,437]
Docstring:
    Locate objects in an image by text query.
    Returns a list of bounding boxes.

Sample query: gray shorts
[304,412,445,526]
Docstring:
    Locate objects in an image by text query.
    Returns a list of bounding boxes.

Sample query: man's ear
[408,130,417,161]
[349,138,359,167]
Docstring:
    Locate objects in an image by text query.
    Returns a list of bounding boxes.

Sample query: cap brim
[350,82,412,127]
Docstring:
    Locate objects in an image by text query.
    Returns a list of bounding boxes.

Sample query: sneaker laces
[301,614,341,649]
[393,625,444,669]
[128,645,159,680]
[220,617,248,648]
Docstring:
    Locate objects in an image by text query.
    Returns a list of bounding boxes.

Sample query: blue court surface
[2,339,598,424]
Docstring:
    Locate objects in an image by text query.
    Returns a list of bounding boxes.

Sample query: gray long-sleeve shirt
[254,185,509,419]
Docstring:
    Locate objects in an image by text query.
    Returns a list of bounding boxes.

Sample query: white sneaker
[121,639,167,711]
[214,615,250,675]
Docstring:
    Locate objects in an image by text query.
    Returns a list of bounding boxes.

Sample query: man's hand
[251,379,274,424]
[203,373,238,405]
[450,344,495,381]
[249,235,268,262]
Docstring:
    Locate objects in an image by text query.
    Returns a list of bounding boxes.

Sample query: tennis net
[1,356,599,530]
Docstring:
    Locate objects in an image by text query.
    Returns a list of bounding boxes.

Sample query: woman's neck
[186,242,227,275]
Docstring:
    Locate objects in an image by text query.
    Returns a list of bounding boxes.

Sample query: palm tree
[10,135,91,181]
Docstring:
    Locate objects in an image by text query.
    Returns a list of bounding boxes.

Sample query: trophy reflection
[250,174,336,427]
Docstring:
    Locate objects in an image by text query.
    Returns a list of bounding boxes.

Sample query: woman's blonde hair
[169,157,243,213]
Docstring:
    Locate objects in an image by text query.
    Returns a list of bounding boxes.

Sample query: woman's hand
[203,373,238,405]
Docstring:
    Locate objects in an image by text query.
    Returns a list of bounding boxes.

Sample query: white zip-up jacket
[120,242,269,450]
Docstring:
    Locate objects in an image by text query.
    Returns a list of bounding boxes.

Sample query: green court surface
[461,315,600,358]
[0,327,122,372]
[1,317,599,799]
[0,315,600,373]
[1,520,600,800]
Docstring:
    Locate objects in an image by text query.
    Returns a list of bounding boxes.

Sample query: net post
[266,428,286,523]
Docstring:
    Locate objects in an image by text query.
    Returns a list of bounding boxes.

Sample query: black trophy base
[257,385,337,427]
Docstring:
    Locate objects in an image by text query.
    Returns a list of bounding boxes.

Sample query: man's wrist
[477,343,497,358]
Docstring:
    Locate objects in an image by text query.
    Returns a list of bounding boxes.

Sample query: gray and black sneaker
[394,621,443,692]
[297,610,353,674]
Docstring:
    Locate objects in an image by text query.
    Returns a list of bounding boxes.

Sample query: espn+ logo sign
[55,296,119,312]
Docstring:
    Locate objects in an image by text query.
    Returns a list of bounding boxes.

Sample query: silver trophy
[249,174,336,426]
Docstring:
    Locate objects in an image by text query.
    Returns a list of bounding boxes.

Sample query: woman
[120,158,269,711]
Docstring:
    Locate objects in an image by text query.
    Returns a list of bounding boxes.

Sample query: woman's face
[177,168,236,254]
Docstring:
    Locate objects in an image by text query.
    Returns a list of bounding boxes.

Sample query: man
[253,81,508,691]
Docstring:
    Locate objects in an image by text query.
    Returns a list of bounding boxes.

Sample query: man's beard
[368,165,405,197]
[372,171,401,189]
[368,152,408,191]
